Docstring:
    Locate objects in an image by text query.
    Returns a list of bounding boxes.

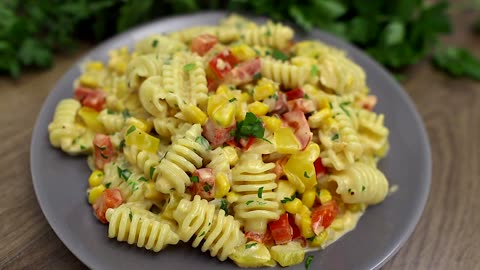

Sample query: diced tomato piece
[74,86,106,111]
[93,188,123,224]
[285,88,305,100]
[239,136,256,150]
[282,110,312,150]
[190,34,218,56]
[189,168,215,200]
[202,119,235,148]
[245,231,274,245]
[269,91,288,115]
[359,95,378,111]
[311,200,338,235]
[314,158,327,177]
[224,58,261,86]
[268,213,293,245]
[93,134,116,169]
[287,99,316,113]
[209,49,238,79]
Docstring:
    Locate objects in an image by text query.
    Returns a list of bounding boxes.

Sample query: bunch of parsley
[1,0,479,80]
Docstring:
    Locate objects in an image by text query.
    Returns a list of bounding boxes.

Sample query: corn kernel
[299,205,311,217]
[182,104,208,125]
[253,82,276,101]
[144,182,164,202]
[299,215,315,239]
[247,101,269,116]
[207,95,228,116]
[126,117,152,132]
[230,44,256,61]
[308,108,333,128]
[330,218,344,231]
[212,102,235,127]
[318,189,332,204]
[79,73,99,88]
[78,107,105,133]
[88,170,104,188]
[284,198,303,214]
[302,189,317,208]
[86,61,104,71]
[261,116,282,132]
[216,84,230,96]
[223,146,239,166]
[215,173,231,198]
[125,126,160,153]
[88,185,106,204]
[226,191,240,204]
[309,230,328,247]
[239,92,251,103]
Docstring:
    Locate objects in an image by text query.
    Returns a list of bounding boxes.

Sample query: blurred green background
[1,0,479,80]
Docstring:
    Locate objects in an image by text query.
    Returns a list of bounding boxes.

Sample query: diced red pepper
[224,58,261,86]
[285,88,305,100]
[288,214,307,247]
[74,86,106,111]
[282,110,312,150]
[359,95,378,111]
[314,158,327,177]
[239,136,256,150]
[93,188,123,224]
[311,200,338,235]
[268,213,293,245]
[209,49,238,79]
[189,168,215,200]
[202,119,235,148]
[93,134,116,169]
[190,34,218,56]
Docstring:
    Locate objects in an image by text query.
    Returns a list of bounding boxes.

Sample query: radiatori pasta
[48,15,390,268]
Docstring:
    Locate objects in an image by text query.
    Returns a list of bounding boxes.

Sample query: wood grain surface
[0,9,479,270]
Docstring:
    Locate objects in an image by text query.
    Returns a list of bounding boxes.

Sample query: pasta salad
[47,15,390,268]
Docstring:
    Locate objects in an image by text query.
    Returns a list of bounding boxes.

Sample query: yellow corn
[299,205,311,217]
[302,189,317,208]
[216,84,230,96]
[207,95,226,117]
[284,198,303,214]
[144,182,164,202]
[253,80,276,101]
[86,61,104,71]
[318,189,332,204]
[239,92,251,103]
[126,117,152,132]
[299,215,315,239]
[78,107,105,133]
[309,230,328,247]
[330,218,344,231]
[226,191,240,204]
[230,44,256,61]
[283,143,320,193]
[261,116,282,132]
[88,170,104,188]
[308,108,333,128]
[182,104,208,125]
[212,102,235,127]
[247,101,269,116]
[125,125,160,153]
[88,185,106,204]
[79,73,100,88]
[223,146,239,166]
[215,173,230,198]
[274,127,301,154]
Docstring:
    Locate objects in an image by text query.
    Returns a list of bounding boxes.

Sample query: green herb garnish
[122,109,131,119]
[253,72,262,80]
[234,112,265,140]
[149,166,156,179]
[246,200,254,205]
[152,39,158,48]
[128,209,133,221]
[105,182,111,189]
[183,63,196,72]
[331,133,340,141]
[310,64,318,77]
[280,194,296,204]
[304,171,310,178]
[138,176,147,182]
[204,183,211,192]
[126,125,136,135]
[305,255,314,270]
[195,136,211,150]
[257,187,264,198]
[229,97,237,103]
[199,231,206,237]
[117,167,132,181]
[339,102,351,117]
[272,49,288,61]
[245,242,258,249]
[362,185,366,191]
[190,175,199,183]
[220,199,228,215]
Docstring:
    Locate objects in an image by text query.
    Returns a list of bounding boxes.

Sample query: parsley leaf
[204,183,211,192]
[220,199,229,215]
[310,64,318,77]
[234,112,265,140]
[245,242,257,249]
[257,187,264,198]
[190,175,199,183]
[331,133,340,141]
[183,63,196,72]
[305,255,314,269]
[117,167,132,181]
[272,49,289,61]
[195,136,211,150]
[432,46,480,80]
[281,194,296,204]
[151,39,158,48]
[128,209,133,221]
[126,125,136,135]
[246,200,254,205]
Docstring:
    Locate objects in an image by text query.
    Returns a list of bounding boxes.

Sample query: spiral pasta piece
[106,205,179,252]
[261,57,309,89]
[153,113,192,139]
[126,54,167,90]
[329,162,389,205]
[135,35,187,55]
[123,145,160,179]
[231,153,280,233]
[103,161,148,203]
[155,124,207,194]
[357,109,389,156]
[240,21,293,50]
[173,196,246,261]
[97,109,125,134]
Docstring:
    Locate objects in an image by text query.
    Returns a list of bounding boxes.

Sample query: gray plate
[31,11,431,270]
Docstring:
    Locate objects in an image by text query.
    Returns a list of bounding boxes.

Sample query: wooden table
[1,10,479,270]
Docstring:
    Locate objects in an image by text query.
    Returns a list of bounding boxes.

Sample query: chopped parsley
[126,125,136,135]
[138,176,148,182]
[257,187,264,198]
[128,209,133,221]
[245,242,257,249]
[100,153,109,159]
[149,166,156,179]
[305,255,314,270]
[253,72,262,80]
[339,101,351,117]
[117,166,132,181]
[270,92,278,100]
[304,171,310,178]
[310,64,318,77]
[328,101,333,109]
[122,109,131,119]
[97,145,106,151]
[304,93,310,99]
[107,109,115,115]
[127,180,138,191]
[246,200,254,205]
[234,112,265,140]
[159,151,169,162]
[229,97,237,103]
[272,49,288,61]
[199,231,206,237]
[265,29,272,36]
[80,145,86,150]
[151,39,158,48]
[220,199,228,215]
[362,185,366,191]
[280,194,296,204]
[105,182,111,189]
[306,236,316,241]
[183,63,196,72]
[331,133,340,141]
[190,175,199,183]
[195,136,211,150]
[204,183,212,192]
[257,201,267,205]
[117,139,125,151]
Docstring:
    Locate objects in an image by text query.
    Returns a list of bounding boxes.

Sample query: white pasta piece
[123,145,160,179]
[97,109,125,134]
[126,53,168,90]
[103,160,148,203]
[329,162,389,205]
[261,57,309,89]
[173,195,246,261]
[106,205,179,252]
[231,152,281,233]
[357,109,389,156]
[240,21,293,50]
[153,112,192,139]
[135,35,187,55]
